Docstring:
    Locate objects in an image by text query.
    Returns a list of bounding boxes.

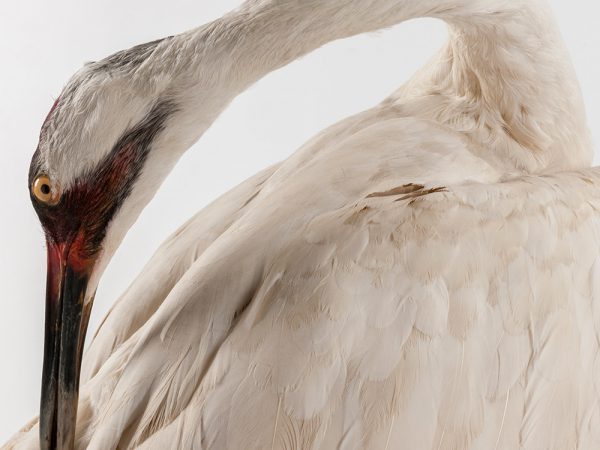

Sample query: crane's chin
[39,241,96,450]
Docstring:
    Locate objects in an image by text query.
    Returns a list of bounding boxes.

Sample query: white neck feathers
[144,0,590,173]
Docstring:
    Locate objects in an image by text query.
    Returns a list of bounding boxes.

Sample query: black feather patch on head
[30,99,177,264]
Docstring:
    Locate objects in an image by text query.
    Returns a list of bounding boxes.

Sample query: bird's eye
[32,175,61,206]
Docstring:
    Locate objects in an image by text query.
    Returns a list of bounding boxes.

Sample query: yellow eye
[32,175,61,205]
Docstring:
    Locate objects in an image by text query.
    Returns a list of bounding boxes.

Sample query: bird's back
[84,138,600,449]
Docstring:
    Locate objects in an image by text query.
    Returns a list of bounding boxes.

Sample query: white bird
[4,0,600,448]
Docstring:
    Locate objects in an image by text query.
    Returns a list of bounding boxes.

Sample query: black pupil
[40,184,51,195]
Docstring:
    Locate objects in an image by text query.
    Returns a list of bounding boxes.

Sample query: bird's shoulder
[188,167,600,449]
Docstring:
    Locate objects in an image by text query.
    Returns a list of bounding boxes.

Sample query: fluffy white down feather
[5,0,600,448]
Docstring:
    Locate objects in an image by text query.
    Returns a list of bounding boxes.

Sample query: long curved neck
[148,0,590,173]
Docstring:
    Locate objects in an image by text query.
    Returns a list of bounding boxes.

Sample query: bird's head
[28,51,181,449]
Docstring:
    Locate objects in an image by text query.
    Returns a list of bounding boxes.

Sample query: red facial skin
[45,240,96,314]
[68,230,99,274]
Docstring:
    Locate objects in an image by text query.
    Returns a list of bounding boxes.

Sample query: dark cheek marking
[33,99,176,264]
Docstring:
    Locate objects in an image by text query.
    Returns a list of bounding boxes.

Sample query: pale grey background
[1,0,599,442]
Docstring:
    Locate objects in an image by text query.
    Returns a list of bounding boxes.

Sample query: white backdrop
[1,0,599,442]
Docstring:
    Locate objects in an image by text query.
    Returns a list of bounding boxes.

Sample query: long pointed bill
[40,241,95,450]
